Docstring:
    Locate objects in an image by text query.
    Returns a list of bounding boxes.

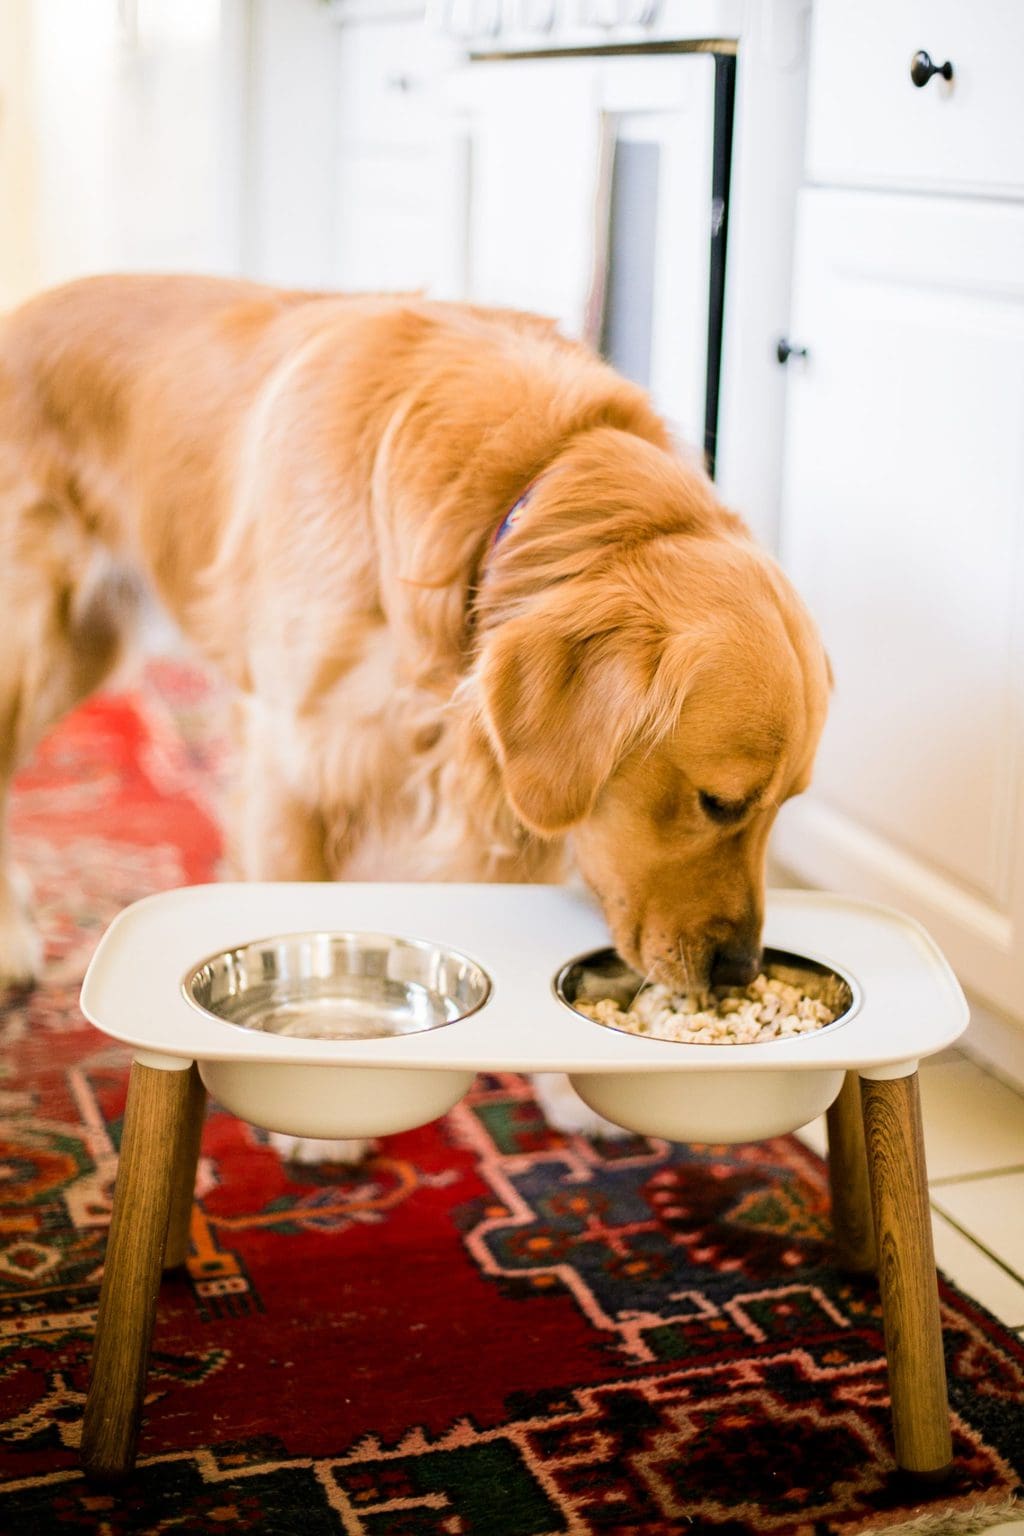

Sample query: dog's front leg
[0,861,43,987]
[531,1074,634,1141]
[227,700,332,884]
[232,703,371,1166]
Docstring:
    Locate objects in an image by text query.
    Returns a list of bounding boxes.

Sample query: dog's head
[476,432,830,993]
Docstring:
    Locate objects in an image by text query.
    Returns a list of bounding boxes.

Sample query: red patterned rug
[1,661,1022,1535]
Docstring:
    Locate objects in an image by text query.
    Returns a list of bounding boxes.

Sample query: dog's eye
[699,790,747,824]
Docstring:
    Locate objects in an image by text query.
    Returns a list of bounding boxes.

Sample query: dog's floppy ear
[479,616,644,835]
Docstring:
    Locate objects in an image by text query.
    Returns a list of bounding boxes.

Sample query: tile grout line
[928,1198,1024,1297]
[961,1049,1024,1104]
[929,1162,1024,1188]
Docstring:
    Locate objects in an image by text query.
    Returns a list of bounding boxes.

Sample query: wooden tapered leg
[163,1064,207,1271]
[82,1059,196,1482]
[826,1071,877,1273]
[860,1070,952,1478]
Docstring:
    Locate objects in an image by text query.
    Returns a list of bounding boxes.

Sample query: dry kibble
[577,972,837,1045]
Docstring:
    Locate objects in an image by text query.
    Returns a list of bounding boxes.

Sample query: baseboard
[770,799,1022,1031]
[770,854,1024,1095]
[961,994,1024,1097]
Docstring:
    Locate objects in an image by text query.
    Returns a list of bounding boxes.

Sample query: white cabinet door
[772,187,1024,1022]
[249,6,460,295]
[333,18,460,296]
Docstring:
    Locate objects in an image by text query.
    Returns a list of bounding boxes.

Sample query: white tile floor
[794,1047,1024,1331]
[795,1044,1024,1535]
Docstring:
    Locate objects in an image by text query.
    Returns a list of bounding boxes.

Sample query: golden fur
[0,275,830,993]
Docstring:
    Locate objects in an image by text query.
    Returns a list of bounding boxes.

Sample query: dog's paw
[0,893,43,989]
[531,1073,633,1141]
[268,1132,373,1166]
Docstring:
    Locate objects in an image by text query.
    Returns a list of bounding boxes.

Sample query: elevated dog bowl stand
[76,884,969,1485]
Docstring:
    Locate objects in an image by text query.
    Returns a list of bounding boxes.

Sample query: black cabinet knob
[776,338,808,365]
[910,50,954,87]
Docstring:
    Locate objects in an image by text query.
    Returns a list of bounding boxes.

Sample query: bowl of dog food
[556,946,858,1142]
[184,931,490,1138]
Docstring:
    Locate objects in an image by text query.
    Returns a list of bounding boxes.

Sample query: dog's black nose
[709,945,762,988]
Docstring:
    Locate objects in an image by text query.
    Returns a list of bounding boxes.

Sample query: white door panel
[450,52,716,442]
[605,79,713,444]
[457,59,605,336]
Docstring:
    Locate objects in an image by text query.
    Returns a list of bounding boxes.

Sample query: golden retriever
[0,276,830,1145]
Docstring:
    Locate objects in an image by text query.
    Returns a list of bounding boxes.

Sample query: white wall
[0,2,40,308]
[2,0,247,303]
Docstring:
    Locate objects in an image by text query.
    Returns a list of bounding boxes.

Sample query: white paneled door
[772,187,1024,1023]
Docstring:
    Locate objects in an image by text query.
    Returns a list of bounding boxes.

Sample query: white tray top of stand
[81,883,968,1074]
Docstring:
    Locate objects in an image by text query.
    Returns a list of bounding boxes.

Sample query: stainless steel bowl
[555,945,856,1042]
[185,932,492,1041]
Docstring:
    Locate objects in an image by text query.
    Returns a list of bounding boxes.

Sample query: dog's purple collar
[489,479,538,555]
[488,473,543,565]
